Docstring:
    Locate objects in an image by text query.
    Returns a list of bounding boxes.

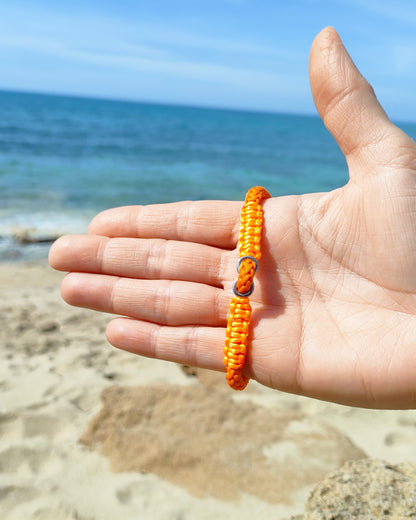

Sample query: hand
[49,27,416,409]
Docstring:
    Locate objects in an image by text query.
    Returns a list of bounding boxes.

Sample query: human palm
[49,28,416,408]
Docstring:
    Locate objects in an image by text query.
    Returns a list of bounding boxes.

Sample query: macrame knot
[224,186,271,390]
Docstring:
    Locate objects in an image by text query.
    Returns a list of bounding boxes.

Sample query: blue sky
[1,1,416,122]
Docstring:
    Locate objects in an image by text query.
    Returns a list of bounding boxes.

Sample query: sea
[1,89,415,262]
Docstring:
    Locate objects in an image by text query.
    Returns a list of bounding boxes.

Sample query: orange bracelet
[224,186,271,390]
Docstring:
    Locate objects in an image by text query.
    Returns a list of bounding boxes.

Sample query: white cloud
[0,31,297,91]
[0,3,306,94]
[0,3,300,63]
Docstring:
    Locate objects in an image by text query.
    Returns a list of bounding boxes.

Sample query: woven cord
[224,186,271,390]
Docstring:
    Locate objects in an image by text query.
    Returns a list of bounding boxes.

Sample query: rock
[180,364,198,377]
[13,228,59,245]
[300,458,416,519]
[38,320,59,333]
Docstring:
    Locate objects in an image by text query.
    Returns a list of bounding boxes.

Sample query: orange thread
[224,186,271,390]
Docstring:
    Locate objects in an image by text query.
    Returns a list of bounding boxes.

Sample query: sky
[1,0,416,122]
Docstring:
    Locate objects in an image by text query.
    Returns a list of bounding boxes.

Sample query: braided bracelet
[224,186,271,390]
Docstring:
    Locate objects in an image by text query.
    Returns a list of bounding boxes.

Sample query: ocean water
[1,90,415,261]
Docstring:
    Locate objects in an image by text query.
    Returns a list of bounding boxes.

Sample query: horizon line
[0,86,320,120]
[1,87,415,127]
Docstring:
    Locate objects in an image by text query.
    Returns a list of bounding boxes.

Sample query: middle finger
[50,235,229,287]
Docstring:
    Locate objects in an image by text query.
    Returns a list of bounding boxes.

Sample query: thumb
[309,27,398,176]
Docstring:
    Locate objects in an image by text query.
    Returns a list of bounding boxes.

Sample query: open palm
[49,28,416,408]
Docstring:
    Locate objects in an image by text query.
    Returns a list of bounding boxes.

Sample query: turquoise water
[1,90,415,260]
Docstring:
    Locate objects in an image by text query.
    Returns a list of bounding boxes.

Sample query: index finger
[88,200,242,248]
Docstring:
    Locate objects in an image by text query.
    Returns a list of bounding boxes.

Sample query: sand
[1,261,416,519]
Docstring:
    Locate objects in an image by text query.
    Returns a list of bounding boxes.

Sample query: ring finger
[61,273,230,326]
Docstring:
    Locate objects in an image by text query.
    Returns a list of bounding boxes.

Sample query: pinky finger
[106,317,226,372]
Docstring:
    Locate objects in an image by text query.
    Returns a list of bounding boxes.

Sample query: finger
[106,318,226,372]
[49,235,228,287]
[88,200,242,248]
[309,27,400,175]
[61,273,229,326]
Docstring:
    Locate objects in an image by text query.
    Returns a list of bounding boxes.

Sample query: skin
[49,27,416,409]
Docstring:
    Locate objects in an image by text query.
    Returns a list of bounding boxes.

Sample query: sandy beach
[1,260,416,519]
